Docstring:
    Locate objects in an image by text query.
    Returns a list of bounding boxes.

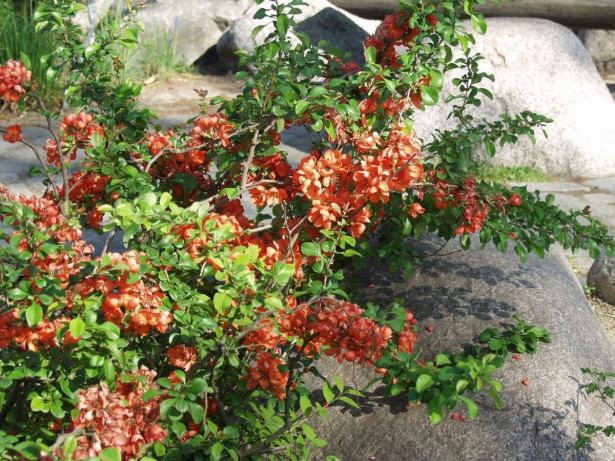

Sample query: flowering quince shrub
[0,0,613,459]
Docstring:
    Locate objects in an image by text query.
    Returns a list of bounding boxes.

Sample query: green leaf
[160,192,172,209]
[416,374,435,393]
[309,86,328,98]
[63,436,77,456]
[334,375,344,393]
[223,425,240,439]
[277,14,290,37]
[190,402,205,424]
[427,398,443,424]
[420,86,439,106]
[302,423,317,442]
[301,242,321,257]
[213,293,232,313]
[69,317,86,339]
[339,396,361,409]
[104,359,116,382]
[471,14,487,34]
[25,303,43,327]
[487,388,503,410]
[300,395,312,415]
[142,389,163,402]
[186,378,207,394]
[46,66,60,82]
[14,442,41,460]
[365,46,376,64]
[435,354,452,366]
[97,321,120,340]
[295,100,309,115]
[100,447,122,461]
[90,131,104,149]
[8,288,28,300]
[30,396,45,412]
[459,395,478,419]
[211,442,224,458]
[323,381,335,403]
[19,52,32,69]
[484,138,496,157]
[589,239,600,259]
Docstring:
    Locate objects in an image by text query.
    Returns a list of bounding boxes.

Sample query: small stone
[588,257,615,305]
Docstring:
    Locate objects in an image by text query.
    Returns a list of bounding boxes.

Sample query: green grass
[120,26,194,82]
[0,0,62,105]
[99,5,194,83]
[473,163,554,183]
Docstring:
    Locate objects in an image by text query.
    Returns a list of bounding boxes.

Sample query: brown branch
[33,93,71,209]
[100,227,117,257]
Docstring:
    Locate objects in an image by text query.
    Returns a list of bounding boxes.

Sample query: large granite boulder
[309,237,615,460]
[217,0,380,68]
[413,18,615,179]
[588,257,615,305]
[329,0,615,28]
[134,0,252,66]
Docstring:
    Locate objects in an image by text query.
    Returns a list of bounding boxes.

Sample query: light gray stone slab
[582,178,615,194]
[508,181,591,193]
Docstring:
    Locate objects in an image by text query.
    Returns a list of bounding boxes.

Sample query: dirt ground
[588,294,615,345]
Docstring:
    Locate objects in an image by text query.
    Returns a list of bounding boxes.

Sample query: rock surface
[412,18,615,179]
[579,29,615,74]
[329,0,615,28]
[309,236,615,460]
[217,0,380,68]
[588,257,615,305]
[134,0,252,66]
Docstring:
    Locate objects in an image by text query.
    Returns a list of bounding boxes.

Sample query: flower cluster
[292,131,422,238]
[167,344,198,371]
[242,297,419,399]
[56,368,167,460]
[0,59,31,102]
[364,11,437,69]
[0,308,74,351]
[61,169,111,229]
[45,112,105,166]
[245,351,290,400]
[94,252,172,336]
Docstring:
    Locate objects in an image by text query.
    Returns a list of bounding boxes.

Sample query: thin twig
[0,129,61,199]
[48,428,89,452]
[100,227,117,257]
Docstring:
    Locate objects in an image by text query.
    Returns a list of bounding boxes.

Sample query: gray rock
[217,0,380,68]
[579,29,615,74]
[588,257,615,305]
[134,0,252,66]
[413,18,615,179]
[309,237,615,460]
[329,0,615,29]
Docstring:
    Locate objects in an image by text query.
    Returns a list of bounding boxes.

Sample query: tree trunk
[329,0,615,29]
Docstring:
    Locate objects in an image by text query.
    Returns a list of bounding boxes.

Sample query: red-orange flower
[2,124,22,143]
[409,202,425,218]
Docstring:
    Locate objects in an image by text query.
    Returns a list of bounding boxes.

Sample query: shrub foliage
[0,0,612,459]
